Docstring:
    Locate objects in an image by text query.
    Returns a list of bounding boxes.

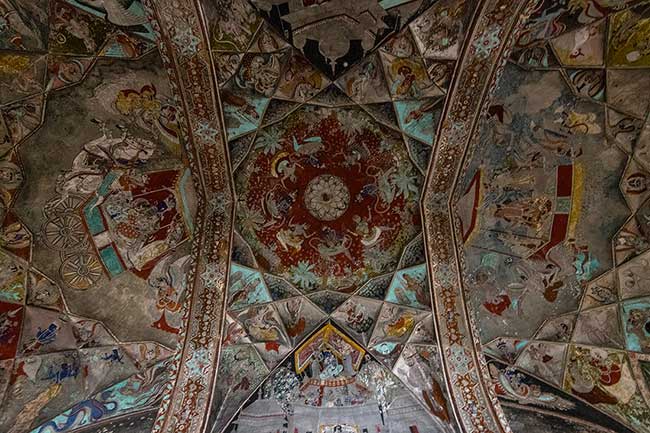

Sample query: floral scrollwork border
[422,0,537,432]
[142,1,234,433]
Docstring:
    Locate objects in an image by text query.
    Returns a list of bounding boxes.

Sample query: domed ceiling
[0,1,649,433]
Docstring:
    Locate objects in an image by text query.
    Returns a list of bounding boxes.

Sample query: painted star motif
[473,25,502,59]
[201,262,224,289]
[173,27,200,57]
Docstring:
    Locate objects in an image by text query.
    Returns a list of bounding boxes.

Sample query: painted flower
[449,120,466,142]
[304,175,350,221]
[185,346,211,380]
[390,168,419,199]
[448,345,472,375]
[434,262,455,286]
[172,27,200,57]
[338,111,365,136]
[426,191,448,210]
[289,261,319,290]
[365,248,392,273]
[254,128,283,155]
[237,204,265,233]
[208,191,227,216]
[473,25,501,59]
[195,121,219,143]
[201,262,224,289]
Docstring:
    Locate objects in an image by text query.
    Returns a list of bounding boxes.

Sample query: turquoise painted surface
[229,263,273,310]
[378,0,414,9]
[98,171,119,195]
[384,264,429,309]
[33,362,168,433]
[99,245,125,277]
[83,171,119,235]
[83,198,105,236]
[622,298,650,353]
[224,94,270,140]
[394,100,434,145]
[63,0,156,41]
[373,341,398,355]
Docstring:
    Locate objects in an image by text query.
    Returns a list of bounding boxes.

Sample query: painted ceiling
[0,1,649,433]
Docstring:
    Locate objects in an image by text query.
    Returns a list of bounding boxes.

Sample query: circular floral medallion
[304,175,350,221]
[235,106,422,293]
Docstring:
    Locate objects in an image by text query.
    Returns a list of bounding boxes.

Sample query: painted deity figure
[318,350,343,379]
[494,196,553,231]
[56,122,156,198]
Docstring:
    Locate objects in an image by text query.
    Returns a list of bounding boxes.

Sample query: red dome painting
[235,105,422,293]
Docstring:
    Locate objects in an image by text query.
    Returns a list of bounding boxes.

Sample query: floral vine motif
[434,262,456,287]
[447,120,468,148]
[422,0,535,432]
[448,345,472,375]
[427,191,448,209]
[185,346,212,383]
[146,0,538,431]
[473,24,502,59]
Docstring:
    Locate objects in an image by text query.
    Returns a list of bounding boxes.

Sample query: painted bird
[77,0,148,27]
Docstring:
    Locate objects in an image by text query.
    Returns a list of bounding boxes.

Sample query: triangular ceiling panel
[219,322,456,433]
[331,296,383,346]
[308,290,350,315]
[275,296,327,344]
[335,53,392,104]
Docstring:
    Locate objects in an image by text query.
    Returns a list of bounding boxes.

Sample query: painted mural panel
[4,1,650,433]
[0,1,191,431]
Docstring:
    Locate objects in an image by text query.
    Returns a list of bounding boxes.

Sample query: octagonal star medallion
[235,105,422,293]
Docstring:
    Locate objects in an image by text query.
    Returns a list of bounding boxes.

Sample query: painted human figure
[343,302,373,334]
[284,298,306,338]
[568,348,633,406]
[626,308,650,352]
[52,3,96,51]
[318,350,343,379]
[398,347,450,422]
[494,196,552,231]
[57,121,155,198]
[391,64,417,97]
[104,188,183,270]
[236,54,280,96]
[0,308,19,347]
[243,306,284,343]
[346,60,377,100]
[148,255,190,334]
